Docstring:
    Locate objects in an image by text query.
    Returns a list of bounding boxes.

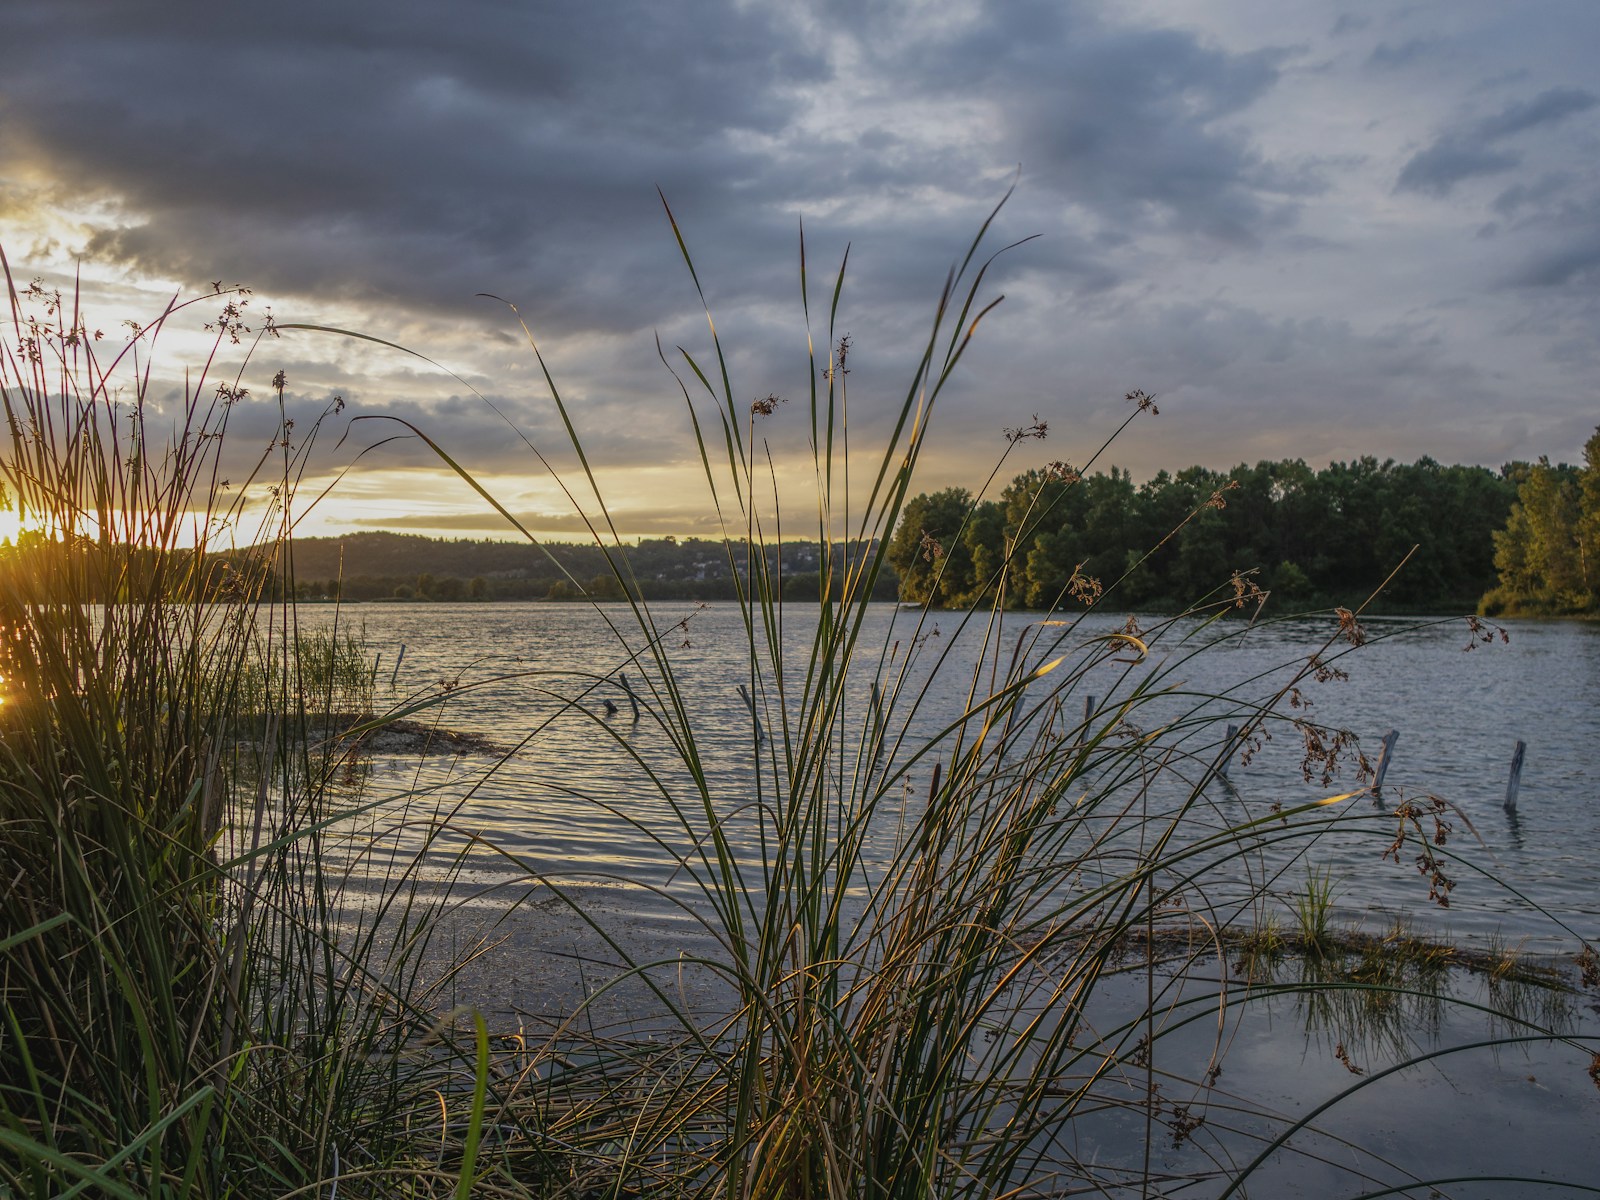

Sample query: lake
[289,599,1600,1196]
[303,600,1599,954]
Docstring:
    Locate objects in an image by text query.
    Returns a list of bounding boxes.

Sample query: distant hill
[275,531,897,602]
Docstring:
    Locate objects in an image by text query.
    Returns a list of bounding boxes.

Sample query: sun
[0,507,20,546]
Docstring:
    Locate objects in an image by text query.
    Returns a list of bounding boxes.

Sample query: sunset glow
[1,1,1595,543]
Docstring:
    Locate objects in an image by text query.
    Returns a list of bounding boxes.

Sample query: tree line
[273,531,896,603]
[1482,427,1600,615]
[7,435,1595,615]
[886,455,1531,614]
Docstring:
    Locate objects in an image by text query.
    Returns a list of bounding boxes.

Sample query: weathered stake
[617,672,641,721]
[1219,723,1239,779]
[1372,729,1399,793]
[1076,695,1096,753]
[1504,739,1526,813]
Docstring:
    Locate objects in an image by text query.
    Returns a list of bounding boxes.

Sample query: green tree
[887,488,978,606]
[1488,448,1592,613]
[1521,460,1584,603]
[1271,560,1313,603]
[959,499,1008,607]
[1579,427,1600,604]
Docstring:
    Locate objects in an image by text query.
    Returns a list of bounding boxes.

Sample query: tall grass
[0,263,549,1197]
[277,193,1599,1197]
[4,193,1595,1199]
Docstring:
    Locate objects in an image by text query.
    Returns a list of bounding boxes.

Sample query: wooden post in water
[389,643,406,688]
[1219,723,1238,779]
[1504,740,1526,813]
[1372,730,1399,793]
[737,682,764,744]
[617,672,641,721]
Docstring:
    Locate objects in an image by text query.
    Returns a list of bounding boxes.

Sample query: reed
[4,192,1595,1198]
[282,192,1597,1197]
[0,263,545,1197]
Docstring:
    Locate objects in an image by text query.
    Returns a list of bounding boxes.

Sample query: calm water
[305,601,1600,954]
[299,600,1600,1195]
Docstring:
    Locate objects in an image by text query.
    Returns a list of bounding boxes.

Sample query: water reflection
[274,600,1600,1198]
[292,602,1599,950]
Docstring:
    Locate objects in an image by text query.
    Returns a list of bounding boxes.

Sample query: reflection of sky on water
[297,602,1600,951]
[1056,964,1600,1197]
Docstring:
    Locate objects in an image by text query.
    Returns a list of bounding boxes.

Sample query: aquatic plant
[4,190,1596,1199]
[274,192,1599,1196]
[0,262,542,1197]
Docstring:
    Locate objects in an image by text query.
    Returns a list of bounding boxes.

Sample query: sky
[2,0,1597,543]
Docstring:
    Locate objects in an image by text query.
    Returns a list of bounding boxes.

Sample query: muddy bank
[308,712,515,757]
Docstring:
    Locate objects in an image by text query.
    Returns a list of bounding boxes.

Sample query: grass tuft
[5,200,1596,1198]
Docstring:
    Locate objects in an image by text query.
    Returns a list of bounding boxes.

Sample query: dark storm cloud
[1491,173,1574,218]
[4,0,1598,512]
[858,0,1303,246]
[1396,86,1597,196]
[0,0,1309,320]
[1486,177,1600,299]
[1508,240,1600,289]
[0,0,827,333]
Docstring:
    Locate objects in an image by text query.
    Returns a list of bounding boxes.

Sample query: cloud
[1488,180,1600,298]
[1366,39,1437,70]
[1396,145,1522,197]
[1475,86,1597,139]
[0,0,829,335]
[1506,239,1600,288]
[859,0,1303,246]
[359,506,730,537]
[5,0,1600,510]
[1396,86,1597,196]
[1491,172,1574,217]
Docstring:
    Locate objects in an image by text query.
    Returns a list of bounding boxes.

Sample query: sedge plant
[273,192,1600,1198]
[0,260,555,1197]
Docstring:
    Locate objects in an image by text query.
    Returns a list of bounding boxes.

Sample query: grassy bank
[5,204,1599,1199]
[0,266,556,1196]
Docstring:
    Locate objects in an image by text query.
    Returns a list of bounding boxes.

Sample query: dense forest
[887,456,1517,613]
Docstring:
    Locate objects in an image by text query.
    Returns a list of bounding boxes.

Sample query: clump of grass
[226,624,377,724]
[280,192,1600,1198]
[1233,912,1287,979]
[1292,865,1340,959]
[0,262,541,1197]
